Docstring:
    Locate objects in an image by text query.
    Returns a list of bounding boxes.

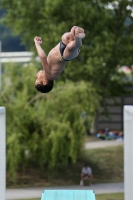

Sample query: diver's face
[35,70,48,85]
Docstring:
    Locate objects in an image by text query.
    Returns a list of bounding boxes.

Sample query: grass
[83,145,124,184]
[52,145,124,185]
[18,193,124,200]
[7,145,124,188]
[95,193,124,200]
[84,135,100,142]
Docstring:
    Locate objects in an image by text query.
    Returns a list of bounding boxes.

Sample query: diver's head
[35,70,54,93]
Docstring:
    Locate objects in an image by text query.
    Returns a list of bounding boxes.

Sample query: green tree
[1,0,133,99]
[0,62,100,181]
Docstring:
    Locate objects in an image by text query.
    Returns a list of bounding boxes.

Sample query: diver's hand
[34,36,42,45]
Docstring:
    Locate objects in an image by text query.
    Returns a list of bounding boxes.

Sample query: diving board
[41,190,96,200]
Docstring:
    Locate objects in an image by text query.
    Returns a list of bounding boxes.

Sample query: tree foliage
[1,0,133,182]
[1,0,133,98]
[0,62,100,181]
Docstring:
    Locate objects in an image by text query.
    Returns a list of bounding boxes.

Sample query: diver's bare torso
[34,26,85,82]
[47,42,80,80]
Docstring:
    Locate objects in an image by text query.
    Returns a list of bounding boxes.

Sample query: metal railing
[1,51,33,63]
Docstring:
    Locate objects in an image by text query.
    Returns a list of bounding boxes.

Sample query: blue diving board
[41,190,96,200]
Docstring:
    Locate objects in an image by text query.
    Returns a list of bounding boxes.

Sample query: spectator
[80,163,93,186]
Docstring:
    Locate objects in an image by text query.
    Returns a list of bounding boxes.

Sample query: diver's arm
[34,37,51,74]
[34,36,47,60]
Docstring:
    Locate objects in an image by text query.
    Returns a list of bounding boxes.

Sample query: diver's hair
[35,80,54,93]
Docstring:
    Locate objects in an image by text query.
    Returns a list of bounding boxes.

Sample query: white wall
[0,107,6,200]
[124,105,133,200]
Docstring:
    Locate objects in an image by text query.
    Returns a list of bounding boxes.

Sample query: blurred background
[0,0,133,193]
